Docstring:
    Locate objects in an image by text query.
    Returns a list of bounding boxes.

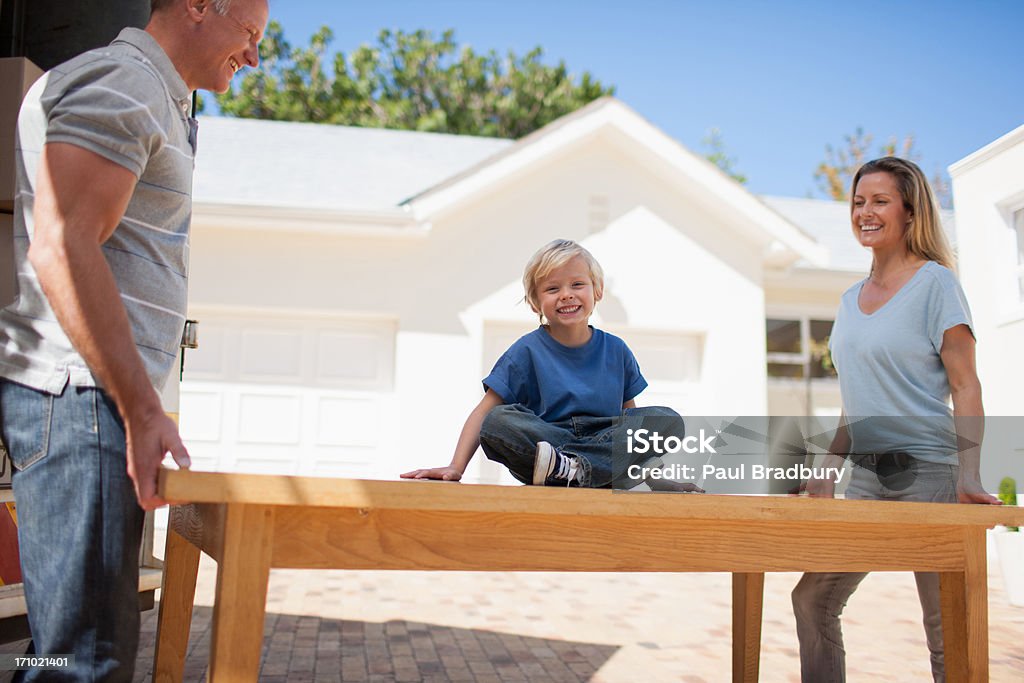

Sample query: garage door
[178,310,396,478]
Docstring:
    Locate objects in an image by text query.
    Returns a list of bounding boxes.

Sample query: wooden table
[152,469,1024,682]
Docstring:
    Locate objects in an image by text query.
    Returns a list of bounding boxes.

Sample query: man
[0,0,268,679]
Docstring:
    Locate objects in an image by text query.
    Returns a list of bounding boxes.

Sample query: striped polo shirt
[0,28,195,395]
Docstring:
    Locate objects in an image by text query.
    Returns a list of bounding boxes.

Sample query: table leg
[732,572,764,683]
[153,524,201,683]
[208,504,274,683]
[940,528,988,683]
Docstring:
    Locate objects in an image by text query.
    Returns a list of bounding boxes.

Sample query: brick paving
[126,530,1024,682]
[5,529,1024,682]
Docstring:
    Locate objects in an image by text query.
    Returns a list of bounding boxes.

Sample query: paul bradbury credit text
[627,463,846,483]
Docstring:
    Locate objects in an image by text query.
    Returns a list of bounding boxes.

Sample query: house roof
[198,101,968,271]
[193,116,511,212]
[761,196,868,273]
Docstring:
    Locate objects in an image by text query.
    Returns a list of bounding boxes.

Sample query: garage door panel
[178,390,223,442]
[236,394,302,445]
[635,341,701,382]
[316,331,392,388]
[180,445,223,473]
[607,329,704,384]
[605,328,702,415]
[316,397,379,447]
[232,454,305,474]
[310,446,377,468]
[240,329,304,381]
[184,324,228,378]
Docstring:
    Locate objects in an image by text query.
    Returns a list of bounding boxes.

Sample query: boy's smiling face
[535,255,598,338]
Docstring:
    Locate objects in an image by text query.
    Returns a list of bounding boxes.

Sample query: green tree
[701,127,747,184]
[213,23,613,139]
[814,128,951,208]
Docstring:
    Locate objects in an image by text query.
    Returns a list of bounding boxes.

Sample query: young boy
[402,239,700,491]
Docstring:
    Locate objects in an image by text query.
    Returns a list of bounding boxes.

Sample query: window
[766,317,836,379]
[1014,208,1024,303]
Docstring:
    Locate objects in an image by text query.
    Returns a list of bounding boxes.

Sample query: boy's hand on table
[401,466,463,481]
[647,478,704,493]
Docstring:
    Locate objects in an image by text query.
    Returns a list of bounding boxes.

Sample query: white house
[950,124,1024,416]
[950,124,1024,489]
[177,97,973,486]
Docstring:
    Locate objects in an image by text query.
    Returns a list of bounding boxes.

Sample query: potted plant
[995,477,1024,606]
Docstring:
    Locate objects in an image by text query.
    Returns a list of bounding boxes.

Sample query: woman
[791,157,999,683]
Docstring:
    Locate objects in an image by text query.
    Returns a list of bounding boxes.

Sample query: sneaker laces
[553,453,580,486]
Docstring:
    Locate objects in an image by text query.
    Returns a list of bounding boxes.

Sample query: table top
[159,468,1024,528]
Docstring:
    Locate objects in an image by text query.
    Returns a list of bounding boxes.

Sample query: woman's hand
[803,475,836,498]
[957,474,1001,505]
[800,449,846,498]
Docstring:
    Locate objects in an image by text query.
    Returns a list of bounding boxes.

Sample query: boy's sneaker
[533,441,582,486]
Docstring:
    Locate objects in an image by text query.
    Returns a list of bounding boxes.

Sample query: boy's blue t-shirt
[483,326,647,423]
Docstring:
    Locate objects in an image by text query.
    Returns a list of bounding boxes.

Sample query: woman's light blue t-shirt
[483,326,647,423]
[830,261,973,464]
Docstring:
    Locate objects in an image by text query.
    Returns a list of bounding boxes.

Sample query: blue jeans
[1,379,144,683]
[791,459,958,683]
[478,403,684,487]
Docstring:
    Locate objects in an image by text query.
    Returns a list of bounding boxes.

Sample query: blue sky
[257,0,1024,199]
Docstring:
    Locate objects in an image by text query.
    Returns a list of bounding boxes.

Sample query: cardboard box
[0,213,13,308]
[1,57,44,212]
[0,503,21,585]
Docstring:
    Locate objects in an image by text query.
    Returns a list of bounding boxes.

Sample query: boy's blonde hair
[522,239,604,322]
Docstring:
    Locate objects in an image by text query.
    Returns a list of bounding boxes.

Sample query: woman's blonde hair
[851,157,954,269]
[522,239,604,322]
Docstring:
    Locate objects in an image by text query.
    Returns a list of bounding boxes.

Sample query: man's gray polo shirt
[0,28,195,394]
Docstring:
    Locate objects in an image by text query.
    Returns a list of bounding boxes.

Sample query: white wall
[951,126,1024,417]
[951,126,1024,493]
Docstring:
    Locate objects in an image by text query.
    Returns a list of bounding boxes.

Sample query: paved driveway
[123,530,1024,682]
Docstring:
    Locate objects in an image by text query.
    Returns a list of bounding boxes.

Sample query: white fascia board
[949,123,1024,177]
[192,202,428,238]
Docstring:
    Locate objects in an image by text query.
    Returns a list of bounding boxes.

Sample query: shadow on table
[134,603,618,682]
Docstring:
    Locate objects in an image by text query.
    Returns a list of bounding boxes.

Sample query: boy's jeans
[791,459,958,683]
[479,403,684,487]
[1,379,144,683]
